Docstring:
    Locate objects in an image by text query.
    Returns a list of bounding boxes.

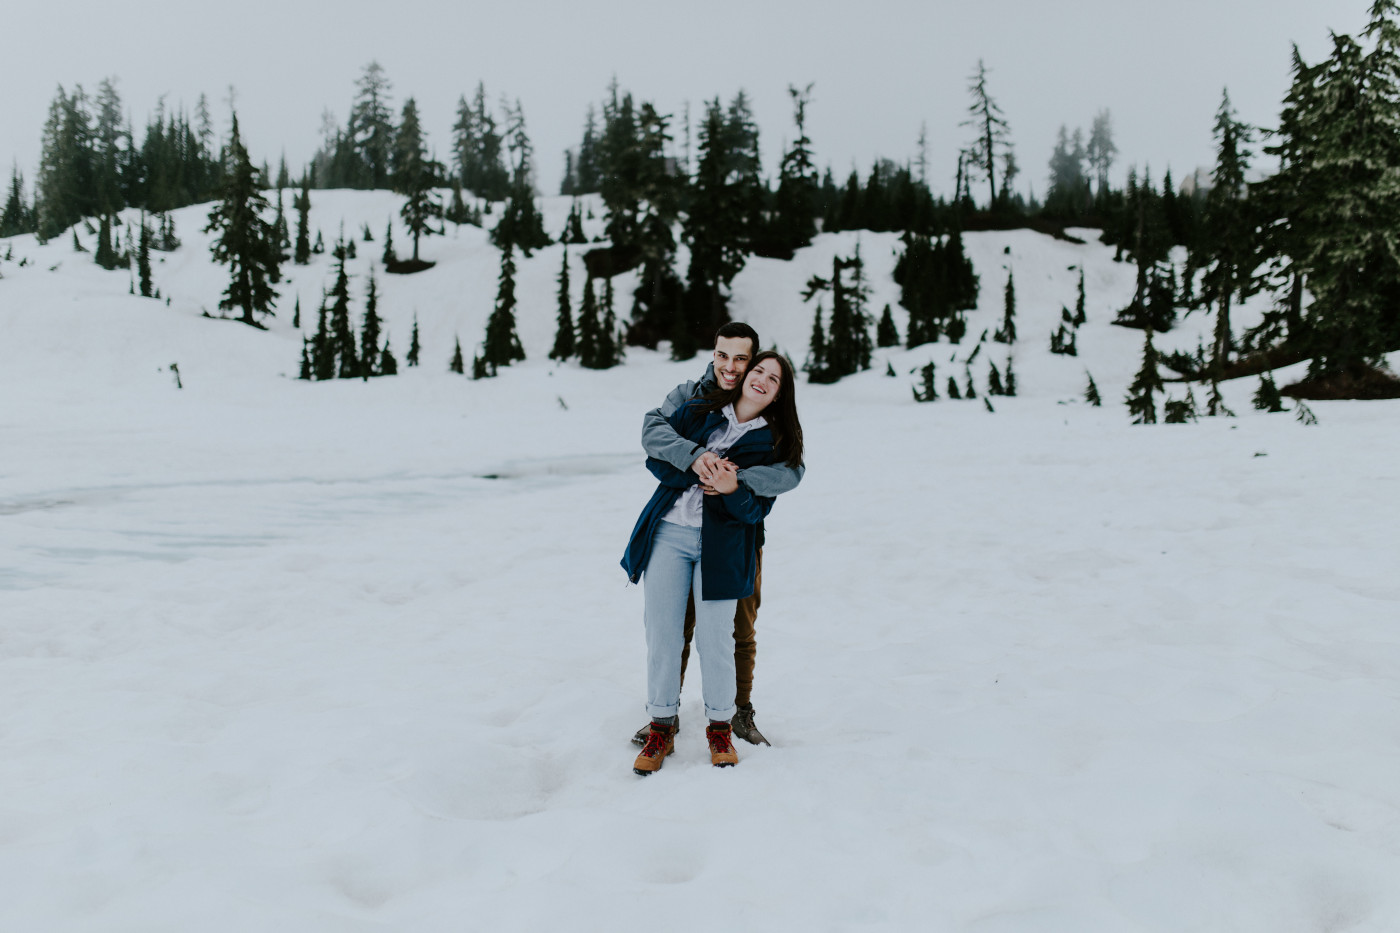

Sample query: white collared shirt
[661,404,768,527]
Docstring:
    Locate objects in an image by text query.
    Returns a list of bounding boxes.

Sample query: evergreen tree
[1074,268,1087,325]
[804,303,829,382]
[947,376,962,399]
[204,114,280,326]
[382,221,397,264]
[823,250,868,378]
[1005,355,1017,396]
[1114,167,1175,331]
[1086,110,1117,201]
[576,275,605,368]
[272,186,289,260]
[452,84,509,201]
[394,98,442,262]
[350,62,395,189]
[1194,89,1257,387]
[1085,371,1102,406]
[407,313,421,366]
[1204,377,1234,417]
[481,243,526,372]
[94,213,118,269]
[91,79,126,218]
[471,351,490,380]
[445,178,475,225]
[994,269,1017,343]
[962,60,1012,208]
[876,303,899,347]
[683,96,757,341]
[294,179,311,264]
[327,251,358,377]
[912,360,938,402]
[1,165,34,237]
[603,275,623,366]
[561,200,587,243]
[292,295,301,329]
[1163,387,1199,423]
[379,335,398,375]
[298,336,312,380]
[987,361,1005,395]
[1125,328,1162,423]
[487,100,551,254]
[772,83,819,252]
[1045,125,1089,220]
[360,272,382,378]
[551,248,576,360]
[806,251,873,381]
[610,96,686,348]
[36,85,94,241]
[449,336,465,374]
[137,214,153,297]
[1253,373,1286,412]
[1256,2,1400,378]
[1049,324,1078,356]
[311,295,335,380]
[573,105,601,194]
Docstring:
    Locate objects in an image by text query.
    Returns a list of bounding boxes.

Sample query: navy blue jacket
[621,400,778,600]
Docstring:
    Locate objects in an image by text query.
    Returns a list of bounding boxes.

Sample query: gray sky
[0,1,1372,200]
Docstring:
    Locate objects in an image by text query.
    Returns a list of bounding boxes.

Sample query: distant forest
[5,0,1400,401]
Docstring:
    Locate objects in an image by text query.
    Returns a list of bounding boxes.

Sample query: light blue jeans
[644,520,738,722]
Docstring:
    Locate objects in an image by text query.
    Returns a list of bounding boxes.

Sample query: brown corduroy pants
[679,550,762,708]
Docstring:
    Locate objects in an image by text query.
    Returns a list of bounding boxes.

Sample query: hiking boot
[730,704,770,746]
[632,713,679,747]
[706,721,739,768]
[632,722,677,775]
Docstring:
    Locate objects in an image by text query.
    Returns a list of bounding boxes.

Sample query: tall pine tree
[551,248,576,360]
[204,114,280,326]
[480,243,526,373]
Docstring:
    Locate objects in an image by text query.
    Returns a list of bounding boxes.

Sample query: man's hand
[708,460,740,495]
[691,450,723,484]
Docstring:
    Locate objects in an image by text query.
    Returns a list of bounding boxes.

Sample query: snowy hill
[3,194,1400,931]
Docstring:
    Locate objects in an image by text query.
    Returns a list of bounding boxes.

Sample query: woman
[621,351,805,775]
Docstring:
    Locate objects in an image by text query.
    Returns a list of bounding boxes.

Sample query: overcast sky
[0,1,1372,200]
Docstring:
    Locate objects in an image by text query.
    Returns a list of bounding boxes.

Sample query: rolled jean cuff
[705,703,737,722]
[646,701,680,720]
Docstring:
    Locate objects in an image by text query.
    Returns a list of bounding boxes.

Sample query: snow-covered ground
[3,194,1399,931]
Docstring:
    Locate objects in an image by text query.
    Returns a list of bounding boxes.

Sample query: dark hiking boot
[632,722,677,775]
[632,714,678,746]
[706,721,739,768]
[731,704,770,746]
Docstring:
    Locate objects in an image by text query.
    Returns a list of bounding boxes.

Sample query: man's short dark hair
[714,322,759,356]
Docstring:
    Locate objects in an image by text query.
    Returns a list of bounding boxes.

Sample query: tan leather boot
[632,722,677,775]
[706,722,739,768]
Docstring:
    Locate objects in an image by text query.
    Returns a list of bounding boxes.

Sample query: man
[633,321,805,747]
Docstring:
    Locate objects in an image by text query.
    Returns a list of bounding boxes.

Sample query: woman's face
[742,358,783,411]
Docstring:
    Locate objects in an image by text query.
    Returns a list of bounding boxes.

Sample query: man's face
[713,336,755,391]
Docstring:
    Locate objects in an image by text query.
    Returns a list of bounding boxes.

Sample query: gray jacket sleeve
[737,461,805,498]
[641,378,703,472]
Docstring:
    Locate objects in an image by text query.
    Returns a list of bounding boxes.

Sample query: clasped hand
[692,450,739,495]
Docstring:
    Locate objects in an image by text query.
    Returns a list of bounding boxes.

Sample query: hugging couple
[621,322,805,775]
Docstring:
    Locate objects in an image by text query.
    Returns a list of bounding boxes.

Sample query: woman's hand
[708,460,740,494]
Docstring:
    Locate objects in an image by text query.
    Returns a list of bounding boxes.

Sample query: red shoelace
[707,727,734,754]
[641,728,671,758]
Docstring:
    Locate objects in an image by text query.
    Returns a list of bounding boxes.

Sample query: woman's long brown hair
[699,350,804,469]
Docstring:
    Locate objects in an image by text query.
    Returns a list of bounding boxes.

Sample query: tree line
[8,2,1400,401]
